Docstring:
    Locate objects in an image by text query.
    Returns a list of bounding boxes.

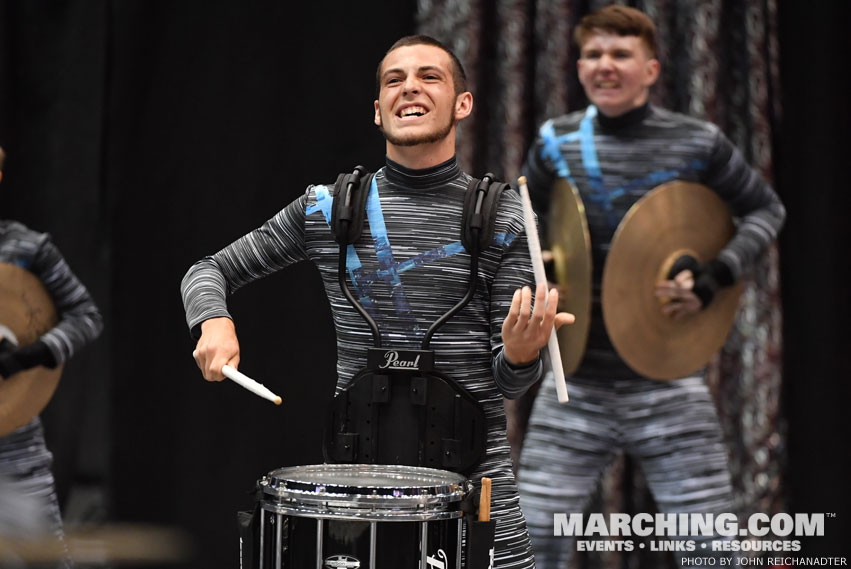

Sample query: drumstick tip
[273,396,282,406]
[517,175,527,186]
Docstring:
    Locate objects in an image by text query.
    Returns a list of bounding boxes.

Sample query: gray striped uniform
[181,157,542,568]
[0,220,104,566]
[517,104,785,567]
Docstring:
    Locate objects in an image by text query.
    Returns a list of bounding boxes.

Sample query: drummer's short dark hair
[0,147,5,170]
[574,5,657,58]
[376,35,468,97]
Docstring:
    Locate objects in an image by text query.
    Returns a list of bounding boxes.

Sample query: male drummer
[0,146,104,565]
[515,6,785,567]
[182,36,572,568]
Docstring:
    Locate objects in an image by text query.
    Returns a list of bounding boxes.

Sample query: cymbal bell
[548,178,593,375]
[0,262,63,437]
[601,182,743,380]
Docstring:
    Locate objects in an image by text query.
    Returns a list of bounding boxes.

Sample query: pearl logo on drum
[426,548,448,568]
[324,555,361,569]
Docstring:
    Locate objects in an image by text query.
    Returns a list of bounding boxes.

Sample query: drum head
[261,464,468,519]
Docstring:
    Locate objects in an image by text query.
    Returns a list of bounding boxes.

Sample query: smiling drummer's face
[374,44,471,149]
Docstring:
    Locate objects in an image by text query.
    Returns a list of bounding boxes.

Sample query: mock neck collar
[596,102,651,130]
[384,155,461,189]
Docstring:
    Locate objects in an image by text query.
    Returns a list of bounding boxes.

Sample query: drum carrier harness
[323,166,509,476]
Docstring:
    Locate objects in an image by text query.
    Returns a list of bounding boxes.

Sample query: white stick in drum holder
[517,176,570,403]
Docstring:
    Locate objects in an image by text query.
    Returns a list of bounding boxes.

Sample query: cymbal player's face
[577,31,660,118]
[374,45,469,148]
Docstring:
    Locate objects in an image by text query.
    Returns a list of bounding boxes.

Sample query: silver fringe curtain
[418,0,784,566]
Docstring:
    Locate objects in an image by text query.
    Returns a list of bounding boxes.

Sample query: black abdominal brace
[323,166,507,476]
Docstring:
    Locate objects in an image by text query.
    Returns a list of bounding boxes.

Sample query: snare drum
[257,464,470,569]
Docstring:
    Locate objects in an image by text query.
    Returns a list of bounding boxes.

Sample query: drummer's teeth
[399,106,427,117]
[598,82,618,88]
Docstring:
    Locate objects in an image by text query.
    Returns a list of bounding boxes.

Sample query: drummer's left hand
[655,270,702,321]
[502,282,575,365]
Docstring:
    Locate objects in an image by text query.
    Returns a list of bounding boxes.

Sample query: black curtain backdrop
[776,0,851,555]
[1,1,415,567]
[0,0,848,567]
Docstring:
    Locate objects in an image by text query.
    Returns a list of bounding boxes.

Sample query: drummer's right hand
[194,317,240,381]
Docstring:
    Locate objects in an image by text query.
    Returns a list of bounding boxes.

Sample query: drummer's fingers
[555,311,576,329]
[227,354,240,372]
[506,289,522,323]
[541,288,559,326]
[193,346,209,376]
[530,283,548,323]
[206,356,227,381]
[518,286,533,327]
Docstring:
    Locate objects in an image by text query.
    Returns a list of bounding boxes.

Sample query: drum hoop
[260,502,463,522]
[262,464,469,502]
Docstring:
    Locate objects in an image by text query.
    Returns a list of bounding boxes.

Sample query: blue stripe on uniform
[363,178,419,333]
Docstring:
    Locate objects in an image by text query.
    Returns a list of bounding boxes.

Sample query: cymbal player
[514,6,786,567]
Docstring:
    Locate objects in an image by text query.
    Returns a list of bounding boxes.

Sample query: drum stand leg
[260,512,265,569]
[276,514,283,569]
[456,518,462,569]
[420,521,429,569]
[369,522,377,569]
[316,519,324,569]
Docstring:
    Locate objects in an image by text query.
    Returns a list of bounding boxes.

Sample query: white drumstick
[517,176,569,403]
[222,365,282,406]
[193,350,282,405]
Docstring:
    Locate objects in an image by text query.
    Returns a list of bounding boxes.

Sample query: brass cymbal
[548,178,592,375]
[601,182,743,380]
[0,262,63,437]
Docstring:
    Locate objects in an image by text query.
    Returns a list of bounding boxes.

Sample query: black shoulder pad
[461,173,509,253]
[330,166,373,245]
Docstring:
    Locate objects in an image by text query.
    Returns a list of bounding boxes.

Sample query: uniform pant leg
[518,377,620,569]
[0,418,72,569]
[621,376,736,566]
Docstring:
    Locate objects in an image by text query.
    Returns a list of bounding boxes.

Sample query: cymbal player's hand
[655,270,702,321]
[502,283,575,365]
[0,332,22,382]
[193,317,240,381]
